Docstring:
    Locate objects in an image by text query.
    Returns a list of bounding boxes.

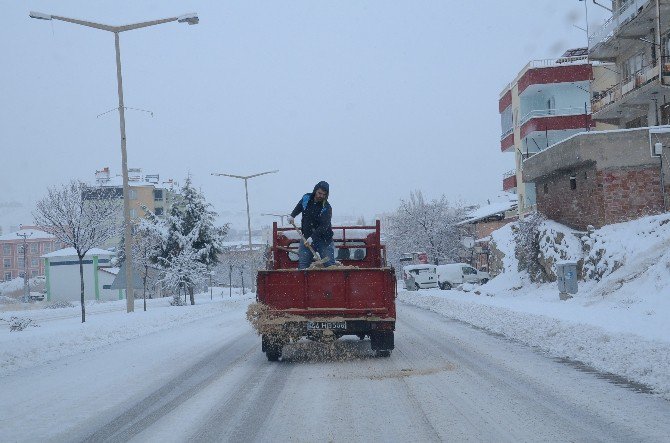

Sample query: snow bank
[400,290,670,399]
[0,289,254,377]
[402,214,670,399]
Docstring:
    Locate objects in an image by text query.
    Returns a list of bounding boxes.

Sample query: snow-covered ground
[400,215,670,400]
[0,289,254,378]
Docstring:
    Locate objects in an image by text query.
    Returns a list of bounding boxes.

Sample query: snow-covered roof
[457,193,518,225]
[0,228,54,241]
[42,247,114,258]
[99,267,120,275]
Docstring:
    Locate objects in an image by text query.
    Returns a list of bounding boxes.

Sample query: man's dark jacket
[290,181,333,242]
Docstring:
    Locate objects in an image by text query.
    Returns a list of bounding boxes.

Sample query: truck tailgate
[257,268,396,317]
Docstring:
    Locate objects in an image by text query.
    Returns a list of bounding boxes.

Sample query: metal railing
[499,56,592,98]
[518,107,590,127]
[500,127,513,140]
[591,61,661,113]
[503,169,516,179]
[589,0,650,48]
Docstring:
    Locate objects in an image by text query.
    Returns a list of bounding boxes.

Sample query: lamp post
[211,170,279,251]
[30,11,199,313]
[16,231,32,303]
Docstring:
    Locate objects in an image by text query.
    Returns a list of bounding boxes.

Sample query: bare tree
[385,190,467,267]
[33,180,121,322]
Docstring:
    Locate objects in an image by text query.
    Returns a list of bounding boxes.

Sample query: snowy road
[3,300,670,442]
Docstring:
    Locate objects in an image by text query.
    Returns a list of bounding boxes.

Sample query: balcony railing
[592,61,661,113]
[518,107,590,127]
[588,0,649,48]
[500,127,513,140]
[499,55,591,98]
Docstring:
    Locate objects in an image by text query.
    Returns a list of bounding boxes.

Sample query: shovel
[290,220,329,266]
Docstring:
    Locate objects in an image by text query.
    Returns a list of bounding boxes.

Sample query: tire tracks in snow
[397,303,661,442]
[76,331,257,443]
[188,356,295,442]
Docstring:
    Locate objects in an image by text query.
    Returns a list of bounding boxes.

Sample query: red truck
[255,220,396,361]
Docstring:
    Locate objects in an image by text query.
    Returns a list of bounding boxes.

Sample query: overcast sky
[0,1,609,231]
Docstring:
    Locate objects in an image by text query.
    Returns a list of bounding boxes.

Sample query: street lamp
[211,170,279,251]
[30,11,198,313]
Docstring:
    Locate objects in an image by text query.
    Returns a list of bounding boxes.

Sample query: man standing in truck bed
[288,181,336,269]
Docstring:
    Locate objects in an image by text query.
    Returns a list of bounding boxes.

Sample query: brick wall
[536,164,667,230]
[599,166,665,224]
[535,164,605,230]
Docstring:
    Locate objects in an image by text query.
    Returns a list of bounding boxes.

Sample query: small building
[42,248,121,302]
[457,193,519,272]
[522,126,670,230]
[0,226,62,282]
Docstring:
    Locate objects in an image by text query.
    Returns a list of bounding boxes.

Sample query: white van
[402,264,438,290]
[436,263,490,290]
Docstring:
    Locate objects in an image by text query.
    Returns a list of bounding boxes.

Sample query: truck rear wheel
[266,347,281,361]
[262,334,283,362]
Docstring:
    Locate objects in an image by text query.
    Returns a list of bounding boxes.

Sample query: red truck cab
[255,220,396,361]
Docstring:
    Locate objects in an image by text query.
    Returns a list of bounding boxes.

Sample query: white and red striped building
[498,48,616,215]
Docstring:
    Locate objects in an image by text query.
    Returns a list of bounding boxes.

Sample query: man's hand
[287,216,295,225]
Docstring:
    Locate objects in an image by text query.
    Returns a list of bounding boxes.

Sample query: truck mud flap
[370,331,394,351]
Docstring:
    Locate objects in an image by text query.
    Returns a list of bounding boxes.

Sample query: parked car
[436,263,490,290]
[402,264,438,290]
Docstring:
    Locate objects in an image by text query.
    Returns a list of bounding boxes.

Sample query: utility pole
[211,170,279,252]
[16,232,32,303]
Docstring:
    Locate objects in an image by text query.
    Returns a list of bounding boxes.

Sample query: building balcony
[591,62,668,120]
[589,0,657,60]
[501,132,515,153]
[519,108,593,139]
[503,172,517,192]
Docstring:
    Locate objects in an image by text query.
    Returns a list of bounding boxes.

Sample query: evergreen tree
[151,177,228,305]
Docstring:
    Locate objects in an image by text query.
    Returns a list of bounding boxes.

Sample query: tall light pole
[30,11,199,313]
[16,232,32,303]
[211,170,279,251]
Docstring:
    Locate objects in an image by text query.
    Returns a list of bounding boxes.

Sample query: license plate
[307,321,347,330]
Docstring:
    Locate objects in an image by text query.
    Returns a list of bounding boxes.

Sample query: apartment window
[3,258,10,268]
[155,207,164,216]
[570,175,577,190]
[43,243,51,253]
[31,258,38,267]
[4,272,11,281]
[31,270,38,277]
[17,245,24,254]
[129,189,138,200]
[2,244,10,255]
[18,271,25,278]
[130,208,138,218]
[30,243,38,254]
[18,257,25,267]
[153,189,163,201]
